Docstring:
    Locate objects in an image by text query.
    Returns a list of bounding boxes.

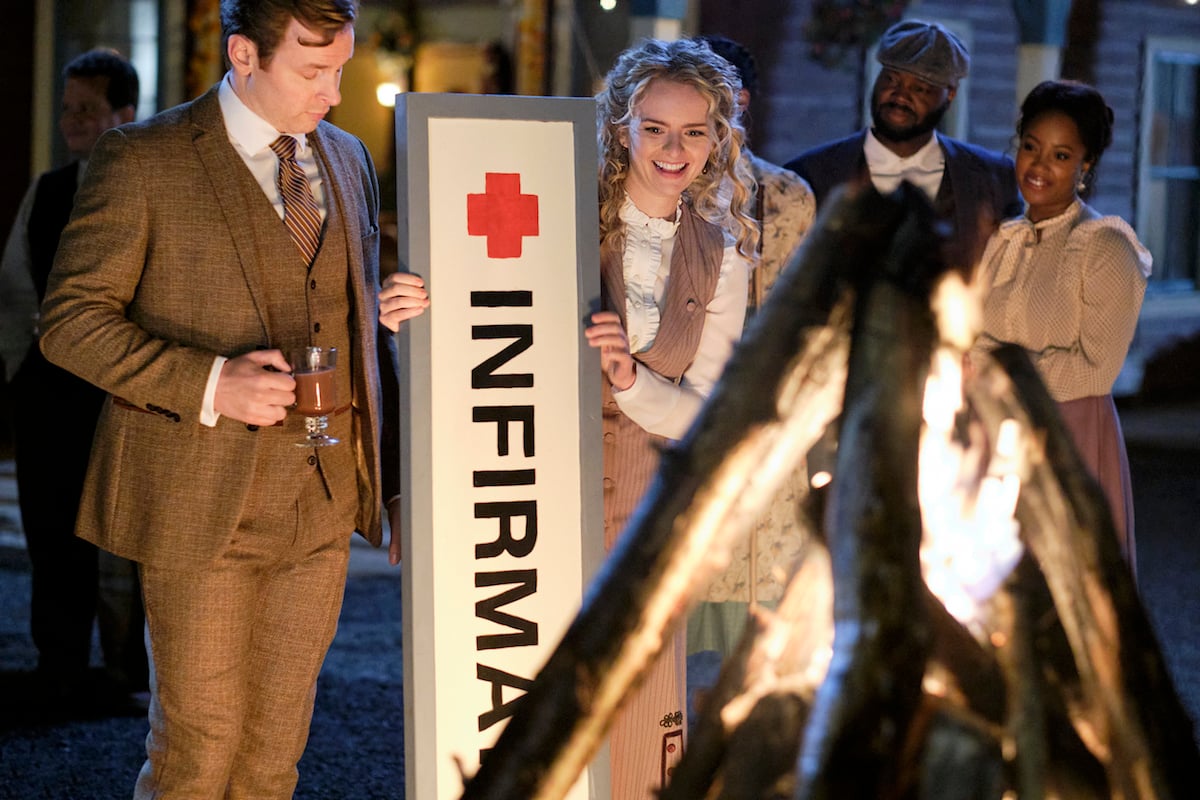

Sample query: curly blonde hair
[595,38,758,260]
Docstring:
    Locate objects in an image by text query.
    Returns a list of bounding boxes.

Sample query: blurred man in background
[0,47,148,720]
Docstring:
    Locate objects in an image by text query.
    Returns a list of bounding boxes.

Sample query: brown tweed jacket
[38,85,395,569]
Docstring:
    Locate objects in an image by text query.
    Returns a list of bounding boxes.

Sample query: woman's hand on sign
[585,311,637,391]
[379,272,430,332]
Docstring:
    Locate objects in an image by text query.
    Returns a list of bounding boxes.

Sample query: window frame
[1136,36,1200,293]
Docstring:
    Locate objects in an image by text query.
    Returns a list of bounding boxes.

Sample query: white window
[129,0,160,121]
[1138,37,1200,291]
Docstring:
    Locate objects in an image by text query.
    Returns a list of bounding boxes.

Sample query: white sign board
[395,94,606,800]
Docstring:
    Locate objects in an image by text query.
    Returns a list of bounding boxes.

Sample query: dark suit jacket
[38,85,398,568]
[785,131,1023,271]
[13,160,107,508]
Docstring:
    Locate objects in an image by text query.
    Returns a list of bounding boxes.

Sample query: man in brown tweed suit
[38,1,428,796]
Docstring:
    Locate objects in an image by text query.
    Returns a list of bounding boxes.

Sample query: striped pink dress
[600,199,744,797]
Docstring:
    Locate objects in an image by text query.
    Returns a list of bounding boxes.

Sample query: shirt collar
[995,198,1082,248]
[1026,198,1082,232]
[864,129,944,174]
[217,73,309,157]
[619,194,680,239]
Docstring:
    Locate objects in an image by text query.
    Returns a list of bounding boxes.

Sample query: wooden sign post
[394,93,607,800]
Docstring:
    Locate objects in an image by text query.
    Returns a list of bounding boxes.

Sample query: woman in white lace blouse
[583,38,757,798]
[972,80,1151,572]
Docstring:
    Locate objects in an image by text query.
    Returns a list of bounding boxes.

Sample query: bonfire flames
[919,277,1025,629]
[459,185,1200,799]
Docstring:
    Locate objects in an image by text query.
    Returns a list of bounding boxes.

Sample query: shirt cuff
[611,364,644,400]
[200,356,227,427]
[611,366,699,440]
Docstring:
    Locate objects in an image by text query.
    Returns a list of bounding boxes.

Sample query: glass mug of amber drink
[291,345,340,447]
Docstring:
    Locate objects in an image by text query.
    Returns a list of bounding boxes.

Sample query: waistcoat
[17,162,105,411]
[599,202,724,547]
[238,154,358,526]
[933,167,970,269]
[28,162,79,301]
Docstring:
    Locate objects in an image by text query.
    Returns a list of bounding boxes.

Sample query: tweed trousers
[133,466,354,800]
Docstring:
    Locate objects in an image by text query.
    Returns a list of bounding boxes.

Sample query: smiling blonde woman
[583,36,757,798]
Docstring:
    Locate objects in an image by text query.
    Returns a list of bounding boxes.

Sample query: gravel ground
[1,411,1197,799]
[0,537,406,800]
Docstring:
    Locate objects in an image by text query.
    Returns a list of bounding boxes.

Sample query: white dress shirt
[217,74,328,223]
[201,75,328,425]
[864,129,945,201]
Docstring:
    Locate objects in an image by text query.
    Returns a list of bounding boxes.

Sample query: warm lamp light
[376,82,402,108]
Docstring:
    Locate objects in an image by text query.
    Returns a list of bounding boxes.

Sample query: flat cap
[875,20,969,88]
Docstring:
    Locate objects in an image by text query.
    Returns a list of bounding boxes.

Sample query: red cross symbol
[466,173,540,259]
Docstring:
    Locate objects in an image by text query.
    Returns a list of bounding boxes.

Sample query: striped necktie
[269,135,323,265]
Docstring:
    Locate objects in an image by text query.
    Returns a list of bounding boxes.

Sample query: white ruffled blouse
[613,196,750,439]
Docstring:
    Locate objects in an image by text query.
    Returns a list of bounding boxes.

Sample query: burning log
[661,538,831,800]
[983,345,1200,798]
[998,554,1111,799]
[954,361,1111,799]
[668,528,1007,800]
[792,185,946,800]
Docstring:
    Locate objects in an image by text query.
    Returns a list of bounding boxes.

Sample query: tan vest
[239,158,358,529]
[599,203,724,548]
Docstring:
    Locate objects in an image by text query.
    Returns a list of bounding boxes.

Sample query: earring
[1076,178,1087,192]
[702,162,709,175]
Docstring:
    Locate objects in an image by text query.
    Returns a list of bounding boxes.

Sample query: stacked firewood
[459,184,1200,800]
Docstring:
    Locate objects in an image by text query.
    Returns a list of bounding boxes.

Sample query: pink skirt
[1056,394,1136,573]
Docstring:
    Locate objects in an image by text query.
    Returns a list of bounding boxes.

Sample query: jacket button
[247,424,259,432]
[603,477,614,488]
[313,322,322,333]
[307,454,317,466]
[686,299,697,311]
[603,432,615,443]
[310,279,317,290]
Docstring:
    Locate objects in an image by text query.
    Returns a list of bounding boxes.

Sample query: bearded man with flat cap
[786,19,1022,272]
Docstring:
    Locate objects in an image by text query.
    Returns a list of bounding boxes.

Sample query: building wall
[1081,0,1200,225]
